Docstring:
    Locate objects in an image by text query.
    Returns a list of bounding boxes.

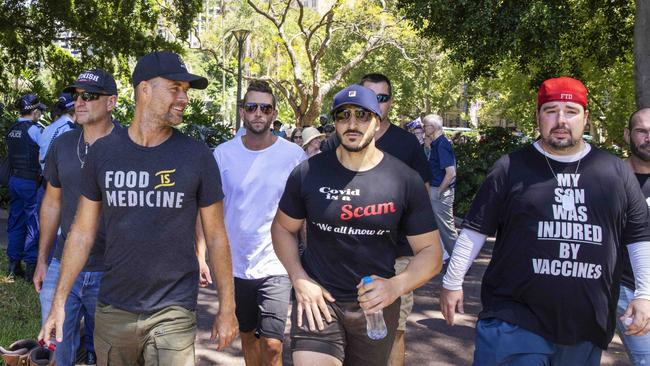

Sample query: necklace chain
[541,144,582,182]
[77,130,89,168]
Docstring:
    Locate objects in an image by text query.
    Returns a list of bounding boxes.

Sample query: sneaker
[7,260,24,278]
[86,350,97,365]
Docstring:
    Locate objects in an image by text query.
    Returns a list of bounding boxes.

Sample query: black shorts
[290,297,400,365]
[234,275,292,340]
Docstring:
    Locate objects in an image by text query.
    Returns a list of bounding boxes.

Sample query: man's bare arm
[199,201,237,350]
[39,196,101,344]
[34,183,62,292]
[195,213,212,287]
[437,166,456,194]
[358,230,443,314]
[272,210,334,331]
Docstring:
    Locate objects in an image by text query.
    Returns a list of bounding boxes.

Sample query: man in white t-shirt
[213,80,305,366]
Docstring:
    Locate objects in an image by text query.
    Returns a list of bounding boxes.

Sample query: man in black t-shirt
[34,68,118,366]
[39,51,238,365]
[272,84,442,366]
[321,73,432,366]
[620,107,650,365]
[440,76,650,366]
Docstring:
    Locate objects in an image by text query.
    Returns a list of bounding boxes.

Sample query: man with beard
[34,68,119,366]
[271,84,443,366]
[212,80,305,366]
[39,51,238,365]
[321,74,432,366]
[620,107,650,365]
[441,77,650,365]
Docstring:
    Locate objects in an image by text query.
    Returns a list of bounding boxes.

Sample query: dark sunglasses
[243,102,274,115]
[333,108,373,123]
[376,94,391,103]
[72,91,106,102]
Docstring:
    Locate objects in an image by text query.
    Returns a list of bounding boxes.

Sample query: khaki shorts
[94,303,196,366]
[394,256,414,332]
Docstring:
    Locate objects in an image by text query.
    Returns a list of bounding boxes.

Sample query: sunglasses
[376,94,391,103]
[72,91,106,102]
[243,102,274,115]
[333,108,374,123]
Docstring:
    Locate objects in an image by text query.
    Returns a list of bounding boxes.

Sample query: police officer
[5,94,45,280]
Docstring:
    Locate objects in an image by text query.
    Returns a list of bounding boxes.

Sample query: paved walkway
[194,240,632,365]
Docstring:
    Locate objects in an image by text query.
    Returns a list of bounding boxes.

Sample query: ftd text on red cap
[537,76,588,109]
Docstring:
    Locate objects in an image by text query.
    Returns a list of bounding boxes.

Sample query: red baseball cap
[537,76,588,109]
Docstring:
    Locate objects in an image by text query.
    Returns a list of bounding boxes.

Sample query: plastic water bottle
[362,276,388,340]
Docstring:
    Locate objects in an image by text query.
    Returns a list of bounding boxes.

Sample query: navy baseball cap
[63,68,117,95]
[55,92,75,112]
[331,85,381,117]
[131,51,208,90]
[16,94,46,114]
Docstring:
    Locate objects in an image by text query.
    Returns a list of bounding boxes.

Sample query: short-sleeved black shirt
[80,127,224,313]
[45,127,122,272]
[278,150,436,302]
[620,173,650,290]
[463,145,650,349]
[321,123,433,257]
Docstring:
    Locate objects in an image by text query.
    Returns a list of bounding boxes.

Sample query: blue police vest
[6,120,41,180]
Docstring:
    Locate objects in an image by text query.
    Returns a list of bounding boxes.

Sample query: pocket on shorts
[94,335,111,366]
[152,319,197,366]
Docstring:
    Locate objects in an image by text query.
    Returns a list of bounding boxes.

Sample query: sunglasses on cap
[243,102,274,115]
[376,94,391,103]
[72,91,107,102]
[333,108,374,123]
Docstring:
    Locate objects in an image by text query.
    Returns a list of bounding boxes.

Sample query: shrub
[453,126,526,217]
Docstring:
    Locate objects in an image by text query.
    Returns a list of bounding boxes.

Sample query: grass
[0,254,41,354]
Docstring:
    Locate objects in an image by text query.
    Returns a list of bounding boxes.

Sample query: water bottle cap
[362,276,373,285]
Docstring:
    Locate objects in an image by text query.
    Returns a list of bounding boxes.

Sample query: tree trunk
[635,0,650,108]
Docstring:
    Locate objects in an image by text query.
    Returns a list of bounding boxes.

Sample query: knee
[261,338,282,356]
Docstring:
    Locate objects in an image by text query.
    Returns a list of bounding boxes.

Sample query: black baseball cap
[16,94,46,114]
[131,51,208,90]
[63,68,118,95]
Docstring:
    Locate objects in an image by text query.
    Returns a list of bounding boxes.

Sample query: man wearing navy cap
[441,76,650,365]
[5,94,45,280]
[272,84,442,365]
[34,68,119,366]
[39,51,238,365]
[38,92,76,171]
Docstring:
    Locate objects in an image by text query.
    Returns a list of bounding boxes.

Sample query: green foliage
[453,127,526,216]
[0,255,41,347]
[0,0,203,109]
[397,0,634,82]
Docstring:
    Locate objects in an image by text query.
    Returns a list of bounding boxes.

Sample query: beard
[631,141,650,162]
[337,129,374,152]
[244,118,272,135]
[543,126,577,150]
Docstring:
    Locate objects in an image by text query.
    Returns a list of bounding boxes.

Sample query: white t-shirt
[213,136,306,279]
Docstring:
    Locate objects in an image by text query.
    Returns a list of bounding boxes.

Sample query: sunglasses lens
[355,109,372,121]
[243,103,257,113]
[259,104,274,115]
[73,92,101,101]
[376,94,391,103]
[334,109,351,121]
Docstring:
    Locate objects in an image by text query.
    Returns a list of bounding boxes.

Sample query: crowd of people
[1,49,650,366]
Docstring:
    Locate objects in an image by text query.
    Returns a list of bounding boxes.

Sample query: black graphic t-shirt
[45,126,122,272]
[463,145,650,349]
[278,150,436,302]
[80,127,224,313]
[322,123,432,257]
[620,173,650,290]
